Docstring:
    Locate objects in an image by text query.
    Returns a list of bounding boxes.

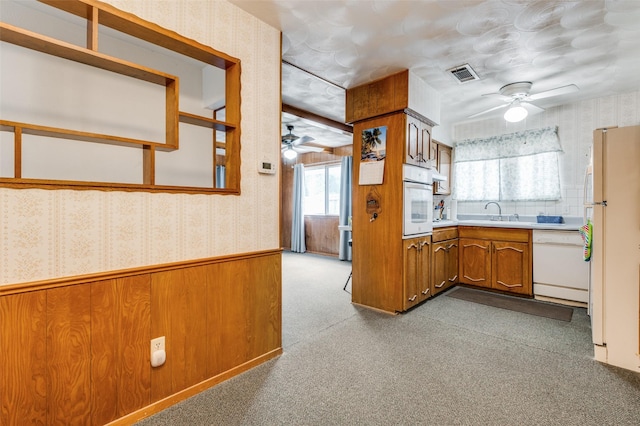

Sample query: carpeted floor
[136,252,640,426]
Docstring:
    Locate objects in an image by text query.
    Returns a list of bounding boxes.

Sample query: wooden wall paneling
[91,279,119,425]
[46,284,92,424]
[206,261,246,374]
[116,274,151,416]
[150,270,173,402]
[244,254,282,359]
[304,215,340,256]
[169,267,209,392]
[0,291,47,425]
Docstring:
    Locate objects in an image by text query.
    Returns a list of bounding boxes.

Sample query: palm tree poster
[361,126,387,162]
[359,126,386,185]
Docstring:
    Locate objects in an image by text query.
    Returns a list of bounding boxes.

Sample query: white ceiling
[230,0,640,146]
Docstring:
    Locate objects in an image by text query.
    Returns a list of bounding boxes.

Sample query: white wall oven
[403,164,433,238]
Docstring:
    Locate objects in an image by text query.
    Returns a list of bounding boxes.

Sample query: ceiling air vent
[447,64,480,84]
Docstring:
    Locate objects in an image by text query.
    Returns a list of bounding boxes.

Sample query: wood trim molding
[0,249,282,296]
[282,104,353,134]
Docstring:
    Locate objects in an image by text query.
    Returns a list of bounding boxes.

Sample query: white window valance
[454,126,562,163]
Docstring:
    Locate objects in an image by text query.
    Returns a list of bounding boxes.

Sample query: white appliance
[585,125,640,372]
[533,230,589,304]
[402,164,433,238]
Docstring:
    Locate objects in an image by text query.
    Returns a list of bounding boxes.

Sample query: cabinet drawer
[458,226,530,243]
[432,227,458,242]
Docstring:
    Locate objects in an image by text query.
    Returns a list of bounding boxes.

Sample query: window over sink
[454,126,562,201]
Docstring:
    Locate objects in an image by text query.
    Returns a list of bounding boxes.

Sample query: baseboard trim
[106,347,283,425]
[351,301,398,315]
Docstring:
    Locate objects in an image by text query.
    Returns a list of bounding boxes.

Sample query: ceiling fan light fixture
[283,146,297,160]
[504,101,528,122]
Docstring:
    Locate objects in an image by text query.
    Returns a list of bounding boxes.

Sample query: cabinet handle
[463,275,485,282]
[496,280,522,288]
[448,275,458,282]
[435,280,445,288]
[421,288,430,295]
[408,295,417,302]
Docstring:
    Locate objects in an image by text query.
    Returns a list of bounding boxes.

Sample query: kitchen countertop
[433,215,583,231]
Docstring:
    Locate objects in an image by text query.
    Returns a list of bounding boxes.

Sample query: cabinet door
[492,241,531,295]
[431,241,448,295]
[421,124,431,166]
[459,238,491,287]
[403,239,421,310]
[446,240,459,287]
[435,144,451,195]
[429,134,438,162]
[406,117,420,166]
[418,239,431,301]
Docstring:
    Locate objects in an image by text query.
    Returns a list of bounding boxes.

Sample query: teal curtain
[215,165,225,188]
[291,163,306,253]
[338,156,352,261]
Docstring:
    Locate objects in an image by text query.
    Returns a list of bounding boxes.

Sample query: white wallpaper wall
[451,90,640,218]
[0,0,282,285]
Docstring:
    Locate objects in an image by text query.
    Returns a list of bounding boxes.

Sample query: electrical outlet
[151,336,165,353]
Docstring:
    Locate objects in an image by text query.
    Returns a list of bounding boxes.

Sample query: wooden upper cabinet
[345,69,440,126]
[406,116,420,166]
[434,143,452,195]
[405,115,432,168]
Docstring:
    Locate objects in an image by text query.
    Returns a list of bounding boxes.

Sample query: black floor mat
[446,287,573,322]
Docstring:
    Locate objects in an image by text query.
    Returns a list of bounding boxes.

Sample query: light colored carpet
[136,251,640,425]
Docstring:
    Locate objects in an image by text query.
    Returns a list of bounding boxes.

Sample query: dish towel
[580,219,593,261]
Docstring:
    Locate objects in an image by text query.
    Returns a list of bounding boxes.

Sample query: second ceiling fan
[281,124,323,159]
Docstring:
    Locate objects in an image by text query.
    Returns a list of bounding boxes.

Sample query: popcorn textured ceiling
[231,0,640,133]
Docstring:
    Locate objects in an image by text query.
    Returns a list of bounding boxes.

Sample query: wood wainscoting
[0,250,282,425]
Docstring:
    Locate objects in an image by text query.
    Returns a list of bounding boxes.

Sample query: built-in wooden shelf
[0,120,176,151]
[178,112,235,132]
[0,0,242,194]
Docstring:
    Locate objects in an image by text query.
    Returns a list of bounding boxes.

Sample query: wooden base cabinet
[431,227,458,296]
[458,227,532,296]
[403,236,431,310]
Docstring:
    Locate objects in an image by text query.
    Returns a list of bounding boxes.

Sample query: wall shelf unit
[0,0,241,194]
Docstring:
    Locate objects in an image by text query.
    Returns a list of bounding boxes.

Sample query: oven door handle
[404,181,432,189]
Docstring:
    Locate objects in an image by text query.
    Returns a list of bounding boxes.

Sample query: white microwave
[402,165,433,237]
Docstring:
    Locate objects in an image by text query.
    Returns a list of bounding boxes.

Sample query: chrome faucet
[484,201,502,220]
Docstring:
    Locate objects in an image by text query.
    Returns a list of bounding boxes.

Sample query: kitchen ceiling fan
[281,124,322,159]
[468,81,579,122]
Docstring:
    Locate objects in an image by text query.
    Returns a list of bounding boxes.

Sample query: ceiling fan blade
[467,103,509,119]
[292,135,315,146]
[521,102,545,114]
[481,92,513,102]
[296,146,324,153]
[529,84,579,101]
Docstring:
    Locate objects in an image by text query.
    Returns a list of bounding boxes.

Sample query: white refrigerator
[586,125,640,373]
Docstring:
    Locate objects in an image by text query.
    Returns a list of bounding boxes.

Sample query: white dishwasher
[533,230,590,305]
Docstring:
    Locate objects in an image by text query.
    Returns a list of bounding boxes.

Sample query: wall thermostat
[258,160,276,174]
